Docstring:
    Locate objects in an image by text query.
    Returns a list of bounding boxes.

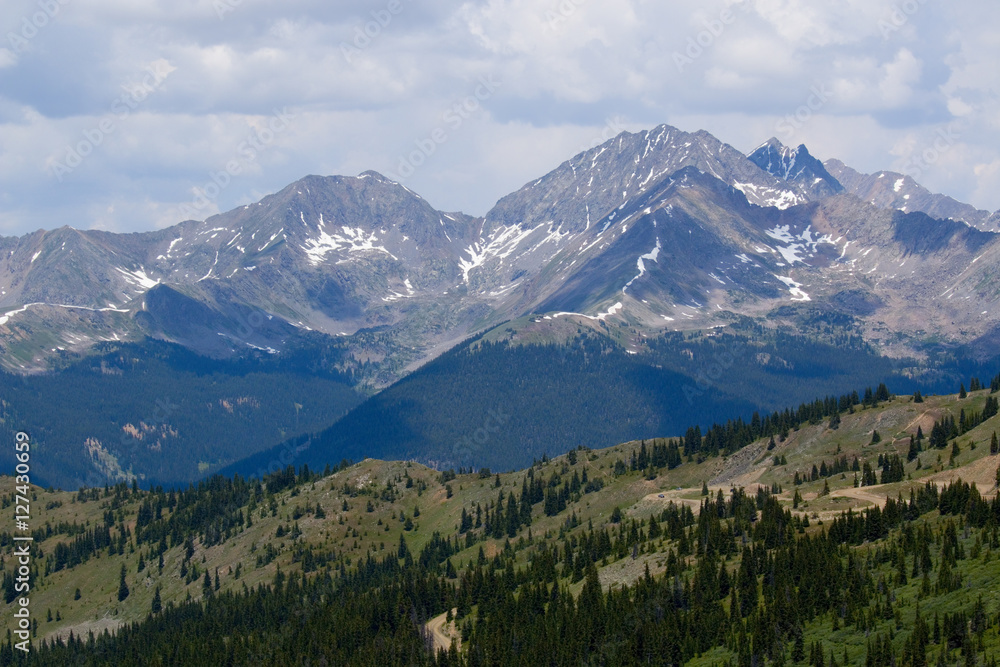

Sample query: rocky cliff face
[748,138,844,200]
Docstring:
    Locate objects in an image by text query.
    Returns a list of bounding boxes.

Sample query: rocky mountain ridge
[2,125,999,381]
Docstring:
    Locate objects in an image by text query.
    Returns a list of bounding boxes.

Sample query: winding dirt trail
[810,454,1000,523]
[901,410,935,435]
[829,485,891,507]
[426,609,460,654]
[923,454,999,492]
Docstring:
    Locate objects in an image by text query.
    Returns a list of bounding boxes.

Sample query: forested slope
[0,339,363,488]
[2,377,1000,664]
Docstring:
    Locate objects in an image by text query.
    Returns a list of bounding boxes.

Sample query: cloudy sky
[0,0,998,236]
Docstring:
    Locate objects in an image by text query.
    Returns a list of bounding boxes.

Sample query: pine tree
[960,383,967,399]
[792,632,805,663]
[151,586,162,614]
[914,390,924,403]
[117,564,129,602]
[991,432,998,455]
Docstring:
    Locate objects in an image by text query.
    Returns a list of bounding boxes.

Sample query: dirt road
[426,609,460,654]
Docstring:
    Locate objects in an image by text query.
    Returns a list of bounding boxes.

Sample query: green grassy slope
[1,385,998,664]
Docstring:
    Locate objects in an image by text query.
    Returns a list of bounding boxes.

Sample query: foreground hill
[1,378,999,664]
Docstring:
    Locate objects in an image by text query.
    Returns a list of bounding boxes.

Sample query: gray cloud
[0,0,998,236]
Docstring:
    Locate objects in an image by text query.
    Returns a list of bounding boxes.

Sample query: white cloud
[878,48,922,106]
[0,0,999,236]
[972,159,1000,208]
[752,0,895,48]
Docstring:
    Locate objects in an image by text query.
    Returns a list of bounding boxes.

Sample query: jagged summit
[748,138,843,200]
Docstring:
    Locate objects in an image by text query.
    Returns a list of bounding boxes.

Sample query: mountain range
[3,124,1000,485]
[4,124,998,379]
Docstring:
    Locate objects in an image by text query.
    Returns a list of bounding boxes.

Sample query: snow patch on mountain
[775,275,811,302]
[548,302,624,322]
[1,302,131,327]
[459,222,557,284]
[383,279,417,303]
[766,225,836,266]
[732,183,806,210]
[303,215,398,266]
[623,239,662,293]
[115,267,160,291]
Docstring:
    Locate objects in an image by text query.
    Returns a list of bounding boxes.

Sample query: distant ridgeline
[0,317,994,489]
[221,327,995,479]
[226,321,1000,479]
[0,339,363,490]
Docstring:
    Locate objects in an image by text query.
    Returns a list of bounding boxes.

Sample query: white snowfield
[302,214,398,266]
[0,302,131,327]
